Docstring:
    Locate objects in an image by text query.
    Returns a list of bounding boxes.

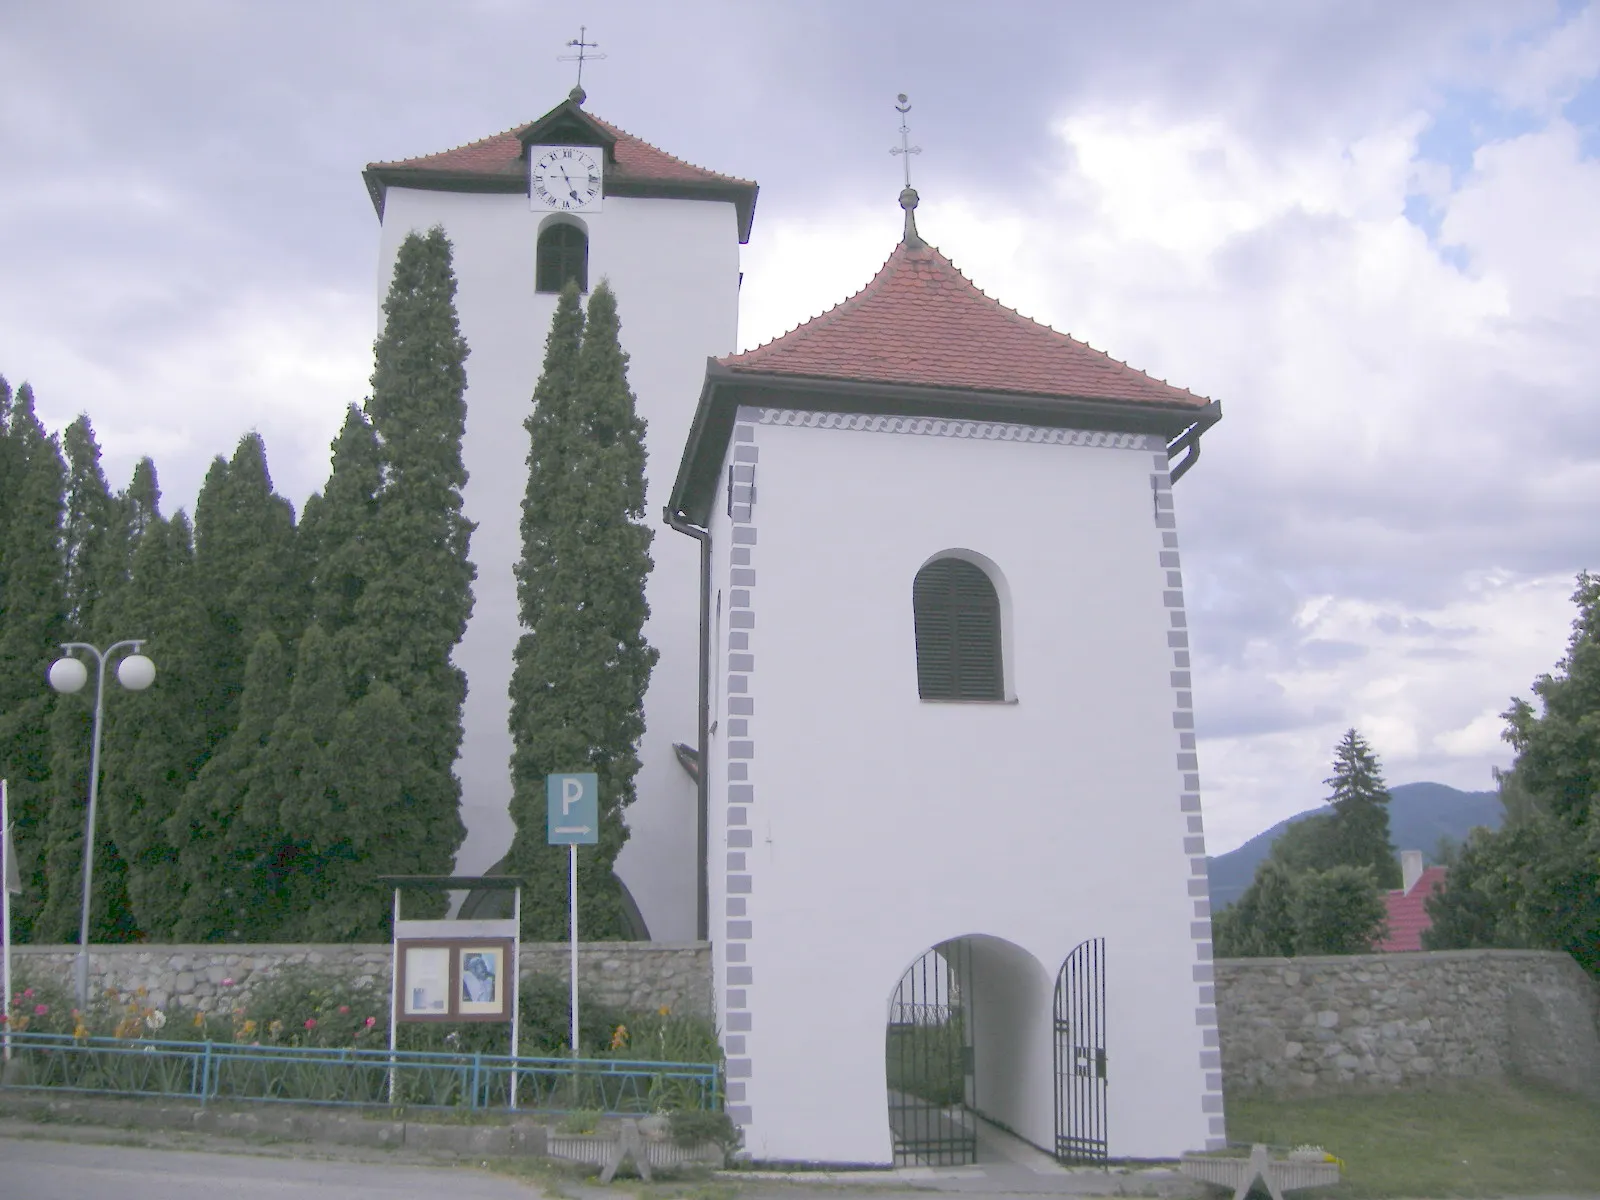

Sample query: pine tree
[1321,729,1401,888]
[0,380,68,942]
[506,280,658,940]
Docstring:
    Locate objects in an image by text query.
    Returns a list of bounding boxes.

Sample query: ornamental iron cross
[891,93,922,187]
[558,26,606,90]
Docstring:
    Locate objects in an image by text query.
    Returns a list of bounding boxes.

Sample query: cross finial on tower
[891,93,924,247]
[558,26,606,104]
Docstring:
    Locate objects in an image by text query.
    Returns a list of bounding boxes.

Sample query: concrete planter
[546,1120,725,1177]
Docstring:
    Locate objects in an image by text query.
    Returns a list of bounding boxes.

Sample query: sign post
[547,773,598,1055]
[2,779,19,1064]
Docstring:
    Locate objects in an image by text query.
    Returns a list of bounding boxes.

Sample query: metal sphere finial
[569,84,587,105]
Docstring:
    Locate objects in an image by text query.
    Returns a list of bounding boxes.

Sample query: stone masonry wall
[8,942,712,1020]
[1216,949,1600,1098]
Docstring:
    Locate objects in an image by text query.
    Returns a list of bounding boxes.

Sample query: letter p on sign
[547,773,599,845]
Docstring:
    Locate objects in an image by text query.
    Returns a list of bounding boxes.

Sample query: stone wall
[7,942,712,1020]
[1216,949,1600,1098]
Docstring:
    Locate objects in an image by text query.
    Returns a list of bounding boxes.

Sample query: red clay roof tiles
[722,237,1212,407]
[366,113,754,191]
[1378,866,1448,953]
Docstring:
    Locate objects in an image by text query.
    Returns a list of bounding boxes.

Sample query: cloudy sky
[2,1,1595,854]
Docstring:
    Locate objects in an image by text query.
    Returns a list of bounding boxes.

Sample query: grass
[1224,1078,1600,1198]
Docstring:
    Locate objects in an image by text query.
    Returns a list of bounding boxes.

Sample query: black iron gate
[1053,936,1107,1164]
[886,939,976,1166]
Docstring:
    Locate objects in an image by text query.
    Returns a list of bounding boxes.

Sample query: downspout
[1167,421,1205,484]
[665,506,712,942]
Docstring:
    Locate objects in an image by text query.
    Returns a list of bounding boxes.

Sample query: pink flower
[338,1005,349,1015]
[364,1016,376,1028]
[22,988,34,998]
[34,1004,48,1016]
[221,978,234,987]
[304,1018,317,1030]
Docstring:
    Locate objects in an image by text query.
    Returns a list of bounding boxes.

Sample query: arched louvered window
[913,557,1003,701]
[536,222,588,294]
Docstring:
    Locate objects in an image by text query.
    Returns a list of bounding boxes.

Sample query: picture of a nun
[462,952,497,1003]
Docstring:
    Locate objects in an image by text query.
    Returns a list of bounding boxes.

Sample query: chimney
[1400,849,1424,895]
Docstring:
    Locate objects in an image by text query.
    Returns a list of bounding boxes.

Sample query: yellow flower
[657,1005,671,1017]
[242,1020,257,1035]
[73,1024,89,1040]
[193,1012,205,1028]
[610,1024,630,1050]
[135,986,147,998]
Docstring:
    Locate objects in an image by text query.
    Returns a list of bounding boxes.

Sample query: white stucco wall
[374,186,741,940]
[705,407,1220,1164]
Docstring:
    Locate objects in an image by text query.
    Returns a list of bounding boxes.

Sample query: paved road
[0,1137,542,1199]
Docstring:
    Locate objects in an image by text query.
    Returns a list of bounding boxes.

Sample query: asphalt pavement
[0,1136,542,1199]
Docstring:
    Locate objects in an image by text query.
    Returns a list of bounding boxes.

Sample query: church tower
[363,91,757,941]
[667,188,1224,1163]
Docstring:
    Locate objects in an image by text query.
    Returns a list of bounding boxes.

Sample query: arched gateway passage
[885,936,1056,1166]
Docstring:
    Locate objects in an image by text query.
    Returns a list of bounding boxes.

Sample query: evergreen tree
[1321,729,1402,888]
[0,380,67,941]
[86,511,212,940]
[192,433,306,763]
[506,280,658,940]
[299,405,382,635]
[170,631,290,941]
[36,415,142,944]
[268,228,473,935]
[1213,858,1298,957]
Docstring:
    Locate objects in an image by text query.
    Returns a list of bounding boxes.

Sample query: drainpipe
[665,506,712,942]
[1167,421,1205,484]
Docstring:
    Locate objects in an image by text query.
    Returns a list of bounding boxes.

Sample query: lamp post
[48,641,156,1006]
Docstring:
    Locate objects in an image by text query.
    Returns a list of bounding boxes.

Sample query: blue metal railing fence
[1,1032,720,1114]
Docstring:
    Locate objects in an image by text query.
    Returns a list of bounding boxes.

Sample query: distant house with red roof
[1377,850,1448,952]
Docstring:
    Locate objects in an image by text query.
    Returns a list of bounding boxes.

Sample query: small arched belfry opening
[912,555,1005,701]
[536,218,589,293]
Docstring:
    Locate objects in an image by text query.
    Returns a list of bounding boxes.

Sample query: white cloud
[738,75,1597,854]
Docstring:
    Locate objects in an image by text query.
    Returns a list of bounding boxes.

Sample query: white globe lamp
[117,654,156,692]
[48,657,89,695]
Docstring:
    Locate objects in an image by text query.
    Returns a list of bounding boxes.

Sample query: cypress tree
[170,631,291,941]
[0,380,68,942]
[270,228,473,934]
[506,280,658,940]
[86,511,212,940]
[192,433,306,763]
[1321,729,1401,888]
[37,415,141,944]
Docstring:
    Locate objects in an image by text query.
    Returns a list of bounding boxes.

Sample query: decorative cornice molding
[753,408,1160,450]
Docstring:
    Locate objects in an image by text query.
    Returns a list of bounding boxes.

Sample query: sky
[2,1,1596,854]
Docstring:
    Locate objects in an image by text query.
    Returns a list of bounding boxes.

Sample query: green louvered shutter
[914,558,1003,701]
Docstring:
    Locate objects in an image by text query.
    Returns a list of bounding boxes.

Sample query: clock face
[529,145,604,213]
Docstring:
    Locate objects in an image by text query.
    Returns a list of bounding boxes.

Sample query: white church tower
[666,188,1225,1163]
[363,89,757,940]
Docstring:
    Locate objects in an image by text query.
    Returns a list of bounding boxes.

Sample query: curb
[0,1091,549,1159]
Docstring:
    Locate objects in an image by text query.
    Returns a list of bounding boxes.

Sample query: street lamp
[48,641,155,1006]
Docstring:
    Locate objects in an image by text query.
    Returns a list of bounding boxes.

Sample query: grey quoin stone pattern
[10,943,712,1019]
[1216,949,1600,1098]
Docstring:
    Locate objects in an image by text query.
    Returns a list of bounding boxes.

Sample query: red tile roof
[1378,867,1448,953]
[368,113,755,192]
[722,236,1213,407]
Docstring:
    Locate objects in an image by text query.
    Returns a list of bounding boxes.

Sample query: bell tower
[363,91,757,941]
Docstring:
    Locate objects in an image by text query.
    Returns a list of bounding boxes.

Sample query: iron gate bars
[1053,936,1108,1164]
[886,939,976,1167]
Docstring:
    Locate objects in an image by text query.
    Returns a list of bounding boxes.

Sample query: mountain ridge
[1206,781,1502,911]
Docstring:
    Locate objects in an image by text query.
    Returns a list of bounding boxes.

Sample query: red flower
[364,1016,376,1027]
[304,1018,317,1030]
[338,1005,349,1015]
[34,1004,48,1016]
